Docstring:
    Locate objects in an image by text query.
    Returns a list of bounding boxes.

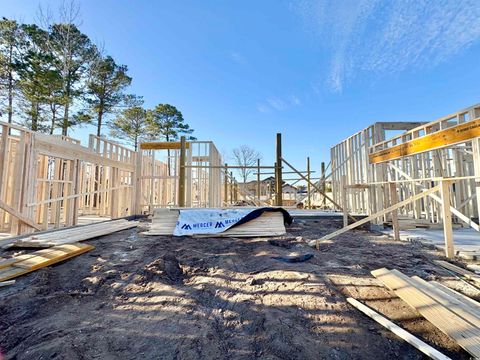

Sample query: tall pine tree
[87,55,131,136]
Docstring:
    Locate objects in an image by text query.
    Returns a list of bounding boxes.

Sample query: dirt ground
[0,217,477,359]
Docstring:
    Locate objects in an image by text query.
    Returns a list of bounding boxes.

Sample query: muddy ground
[0,217,477,359]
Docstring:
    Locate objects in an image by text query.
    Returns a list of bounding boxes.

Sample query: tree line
[0,10,194,150]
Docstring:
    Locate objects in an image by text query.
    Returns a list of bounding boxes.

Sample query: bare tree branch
[232,145,262,183]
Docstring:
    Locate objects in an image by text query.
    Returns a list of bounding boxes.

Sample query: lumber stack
[146,209,287,237]
[0,243,94,282]
[147,209,179,235]
[9,219,139,248]
[372,267,480,358]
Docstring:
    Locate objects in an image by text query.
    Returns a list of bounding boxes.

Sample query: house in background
[239,177,299,205]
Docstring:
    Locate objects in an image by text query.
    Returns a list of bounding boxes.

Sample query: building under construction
[1,103,480,359]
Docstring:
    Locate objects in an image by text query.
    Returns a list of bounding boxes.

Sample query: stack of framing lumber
[372,267,480,358]
[8,219,138,248]
[0,243,94,282]
[146,209,287,237]
[147,209,179,235]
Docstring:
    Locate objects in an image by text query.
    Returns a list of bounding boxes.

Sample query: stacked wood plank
[204,211,286,237]
[0,243,94,282]
[9,219,138,248]
[146,209,179,235]
[372,267,480,358]
[146,209,287,237]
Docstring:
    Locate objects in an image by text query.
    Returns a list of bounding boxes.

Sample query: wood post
[321,161,326,208]
[307,157,311,209]
[178,136,186,207]
[133,150,142,214]
[257,159,261,201]
[230,171,234,204]
[472,137,480,222]
[275,133,283,206]
[440,179,454,259]
[224,163,228,206]
[389,182,400,241]
[341,175,348,227]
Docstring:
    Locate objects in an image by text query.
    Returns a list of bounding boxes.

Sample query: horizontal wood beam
[35,135,135,172]
[370,118,480,164]
[140,141,190,150]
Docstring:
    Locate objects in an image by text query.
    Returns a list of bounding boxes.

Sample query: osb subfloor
[0,218,476,359]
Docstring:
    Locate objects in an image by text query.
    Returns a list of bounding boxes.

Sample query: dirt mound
[143,253,184,283]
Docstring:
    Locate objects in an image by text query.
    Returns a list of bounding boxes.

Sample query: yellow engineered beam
[369,118,480,164]
[140,141,190,150]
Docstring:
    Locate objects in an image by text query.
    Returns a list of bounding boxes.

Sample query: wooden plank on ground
[410,276,480,327]
[346,297,451,360]
[430,281,480,312]
[372,268,480,358]
[11,220,138,248]
[13,244,93,270]
[0,280,15,287]
[0,243,94,282]
[434,260,480,285]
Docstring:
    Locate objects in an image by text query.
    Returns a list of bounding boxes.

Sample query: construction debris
[271,253,313,263]
[372,267,480,358]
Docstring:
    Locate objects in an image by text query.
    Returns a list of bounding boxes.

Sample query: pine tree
[46,23,98,135]
[0,18,26,123]
[109,96,150,150]
[149,104,195,142]
[87,55,131,136]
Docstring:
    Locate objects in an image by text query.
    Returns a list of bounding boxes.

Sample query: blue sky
[2,0,480,176]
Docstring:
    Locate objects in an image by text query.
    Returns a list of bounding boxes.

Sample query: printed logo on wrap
[173,209,256,236]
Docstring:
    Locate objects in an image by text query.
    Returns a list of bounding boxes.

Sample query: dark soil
[0,217,474,359]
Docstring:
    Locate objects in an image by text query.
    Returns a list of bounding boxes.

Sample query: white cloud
[257,104,271,113]
[293,0,480,91]
[267,97,287,111]
[229,51,248,65]
[290,95,301,106]
[257,95,302,113]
